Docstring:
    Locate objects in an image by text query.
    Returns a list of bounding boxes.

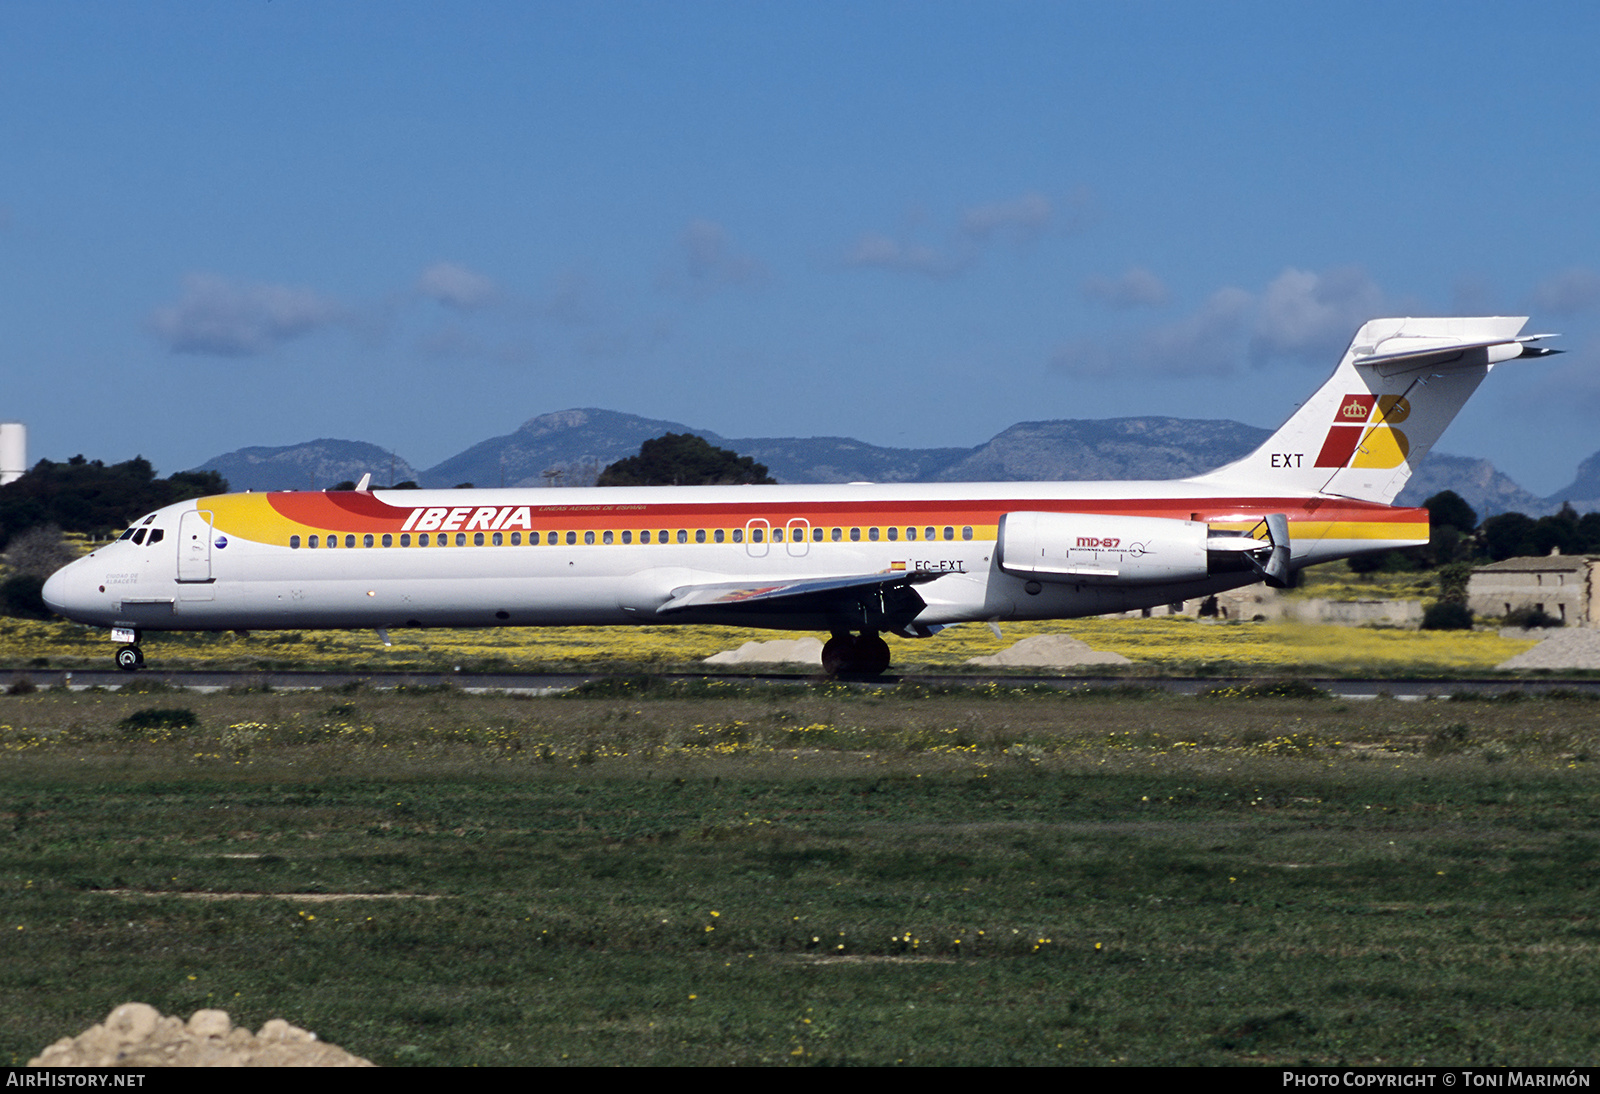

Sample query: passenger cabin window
[475,532,486,546]
[364,534,374,548]
[345,534,356,548]
[962,526,973,540]
[309,535,319,548]
[850,528,860,541]
[584,531,595,545]
[695,529,705,543]
[869,528,880,541]
[290,535,301,549]
[676,529,688,544]
[382,534,393,547]
[732,529,743,543]
[602,531,613,545]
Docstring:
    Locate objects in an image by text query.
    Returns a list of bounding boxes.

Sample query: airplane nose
[42,565,72,617]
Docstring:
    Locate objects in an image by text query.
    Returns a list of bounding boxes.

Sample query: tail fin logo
[1314,394,1410,468]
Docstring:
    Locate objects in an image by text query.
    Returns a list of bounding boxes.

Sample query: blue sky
[4,1,1599,495]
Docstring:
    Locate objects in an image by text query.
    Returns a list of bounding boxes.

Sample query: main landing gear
[821,630,891,677]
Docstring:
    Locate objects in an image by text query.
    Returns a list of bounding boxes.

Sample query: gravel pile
[1497,628,1600,670]
[29,1003,373,1068]
[966,634,1132,668]
[704,637,824,666]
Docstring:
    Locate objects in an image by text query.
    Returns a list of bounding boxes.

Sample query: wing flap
[657,569,945,615]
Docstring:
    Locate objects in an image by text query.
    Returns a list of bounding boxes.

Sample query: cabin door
[177,509,214,583]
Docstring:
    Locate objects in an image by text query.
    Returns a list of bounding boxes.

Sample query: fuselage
[41,478,1427,637]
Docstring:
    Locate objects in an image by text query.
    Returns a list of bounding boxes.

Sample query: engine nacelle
[999,511,1291,585]
[998,511,1212,585]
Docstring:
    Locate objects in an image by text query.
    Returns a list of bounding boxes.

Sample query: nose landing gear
[820,631,891,676]
[115,644,144,671]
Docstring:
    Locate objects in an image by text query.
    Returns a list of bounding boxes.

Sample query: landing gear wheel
[855,633,890,676]
[821,633,854,676]
[115,644,143,672]
[820,632,892,677]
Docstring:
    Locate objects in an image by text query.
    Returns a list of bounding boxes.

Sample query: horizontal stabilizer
[1353,332,1559,372]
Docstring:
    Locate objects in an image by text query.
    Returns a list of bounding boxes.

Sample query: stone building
[1467,553,1600,627]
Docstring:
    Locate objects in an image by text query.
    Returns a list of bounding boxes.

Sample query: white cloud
[1082,266,1170,309]
[148,273,346,356]
[417,261,499,310]
[1531,267,1600,317]
[960,191,1051,243]
[844,190,1068,279]
[843,232,967,278]
[1053,267,1388,380]
[1249,266,1383,364]
[659,219,767,294]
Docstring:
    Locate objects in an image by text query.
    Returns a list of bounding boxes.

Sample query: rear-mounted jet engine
[996,511,1291,587]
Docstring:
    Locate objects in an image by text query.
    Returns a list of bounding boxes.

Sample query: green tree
[1480,512,1537,561]
[1424,490,1478,535]
[0,457,227,549]
[597,433,776,487]
[1416,490,1480,567]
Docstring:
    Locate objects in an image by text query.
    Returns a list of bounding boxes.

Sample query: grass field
[0,612,1545,679]
[4,681,1599,1066]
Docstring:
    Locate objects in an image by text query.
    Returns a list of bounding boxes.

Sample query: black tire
[821,634,853,676]
[115,645,141,672]
[855,634,891,676]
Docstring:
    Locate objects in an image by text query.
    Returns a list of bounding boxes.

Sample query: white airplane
[43,317,1555,674]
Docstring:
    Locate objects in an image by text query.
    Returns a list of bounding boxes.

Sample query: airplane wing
[656,568,947,616]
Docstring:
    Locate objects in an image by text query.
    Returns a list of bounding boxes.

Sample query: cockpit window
[132,529,147,545]
[118,528,136,541]
[147,529,164,544]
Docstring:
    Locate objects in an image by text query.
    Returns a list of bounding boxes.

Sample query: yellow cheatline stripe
[204,494,295,546]
[1316,520,1428,541]
[1206,519,1425,541]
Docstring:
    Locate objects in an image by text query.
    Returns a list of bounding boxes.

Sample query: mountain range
[190,407,1585,520]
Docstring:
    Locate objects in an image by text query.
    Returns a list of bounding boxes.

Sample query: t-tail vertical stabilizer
[1189,317,1558,505]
